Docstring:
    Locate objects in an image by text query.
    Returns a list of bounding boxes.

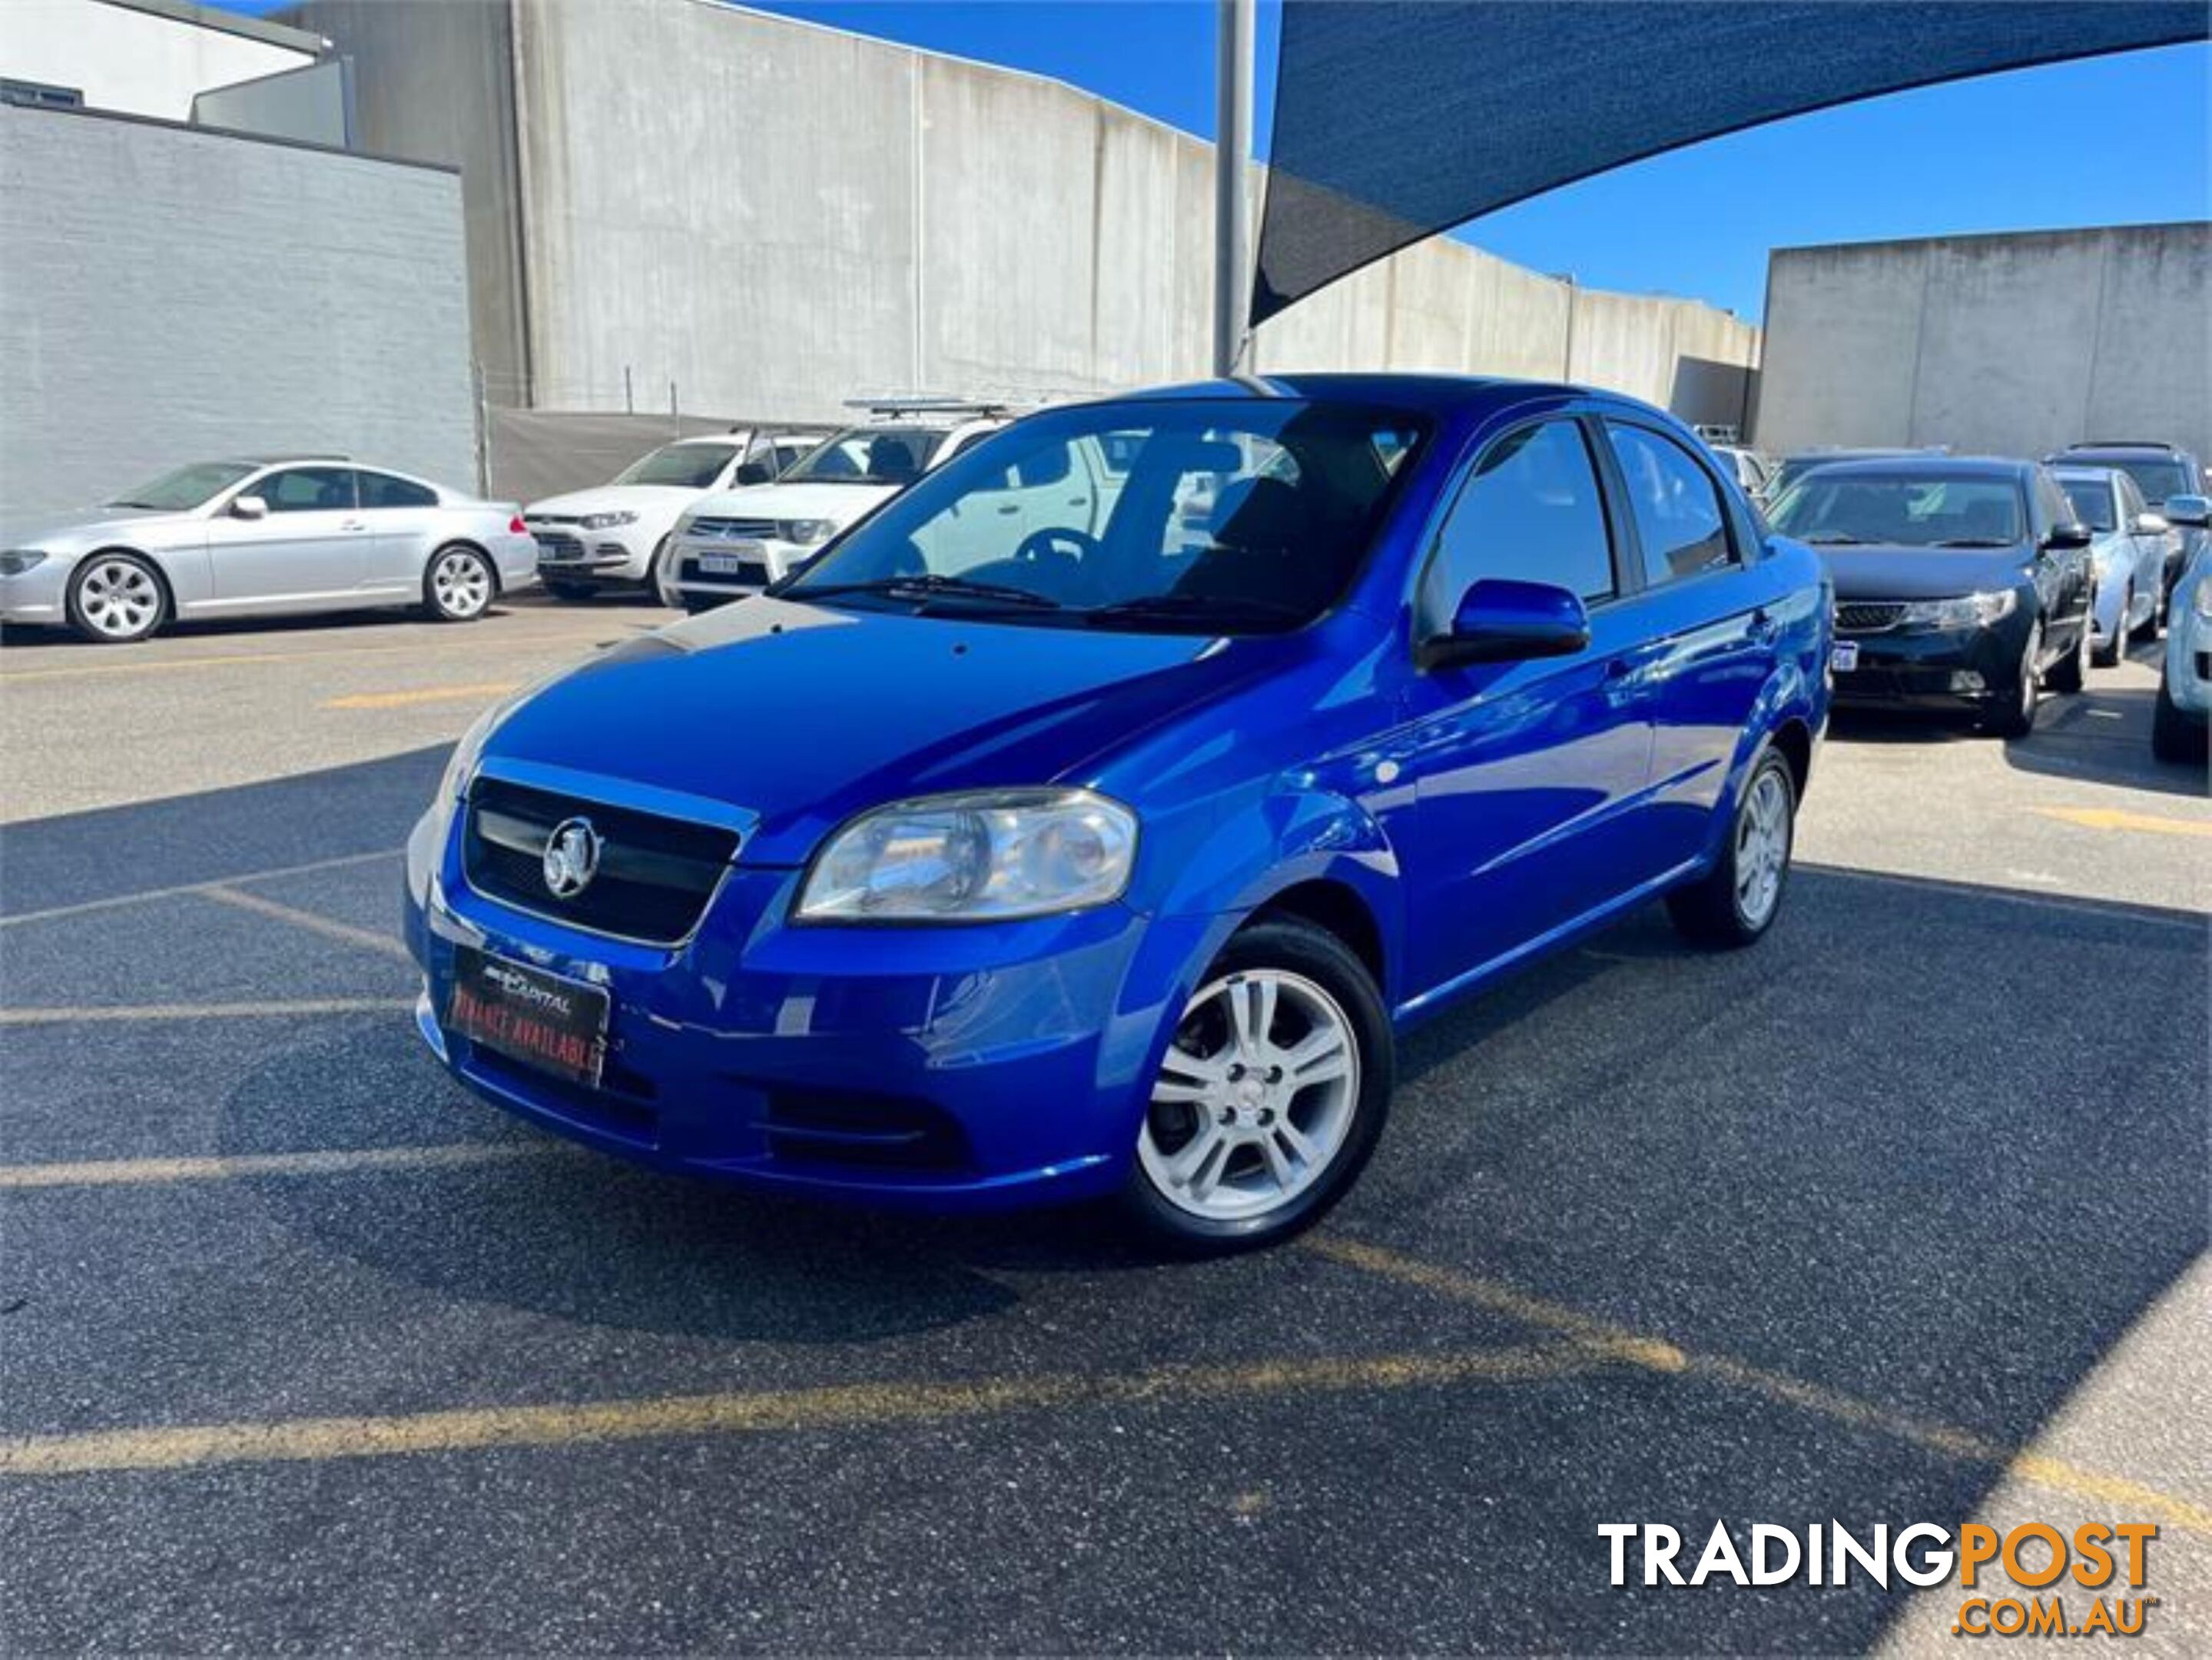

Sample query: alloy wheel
[1734,767,1791,930]
[1137,969,1361,1223]
[432,549,492,619]
[76,558,161,640]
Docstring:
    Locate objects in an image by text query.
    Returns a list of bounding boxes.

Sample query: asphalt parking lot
[2,595,2207,1654]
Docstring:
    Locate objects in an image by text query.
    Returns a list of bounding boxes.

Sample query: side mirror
[230,495,267,520]
[2041,522,2093,552]
[1420,578,1590,671]
[2132,513,2171,536]
[734,461,774,486]
[2161,494,2210,528]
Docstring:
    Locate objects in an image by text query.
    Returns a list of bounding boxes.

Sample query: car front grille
[687,516,778,540]
[463,778,739,945]
[531,530,585,560]
[1836,601,1908,634]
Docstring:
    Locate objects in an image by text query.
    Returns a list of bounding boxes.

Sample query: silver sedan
[0,457,539,643]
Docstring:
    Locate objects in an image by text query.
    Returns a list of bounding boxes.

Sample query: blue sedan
[403,376,1831,1249]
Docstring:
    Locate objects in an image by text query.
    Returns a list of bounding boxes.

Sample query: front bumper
[530,523,655,583]
[2162,590,2212,719]
[0,555,71,624]
[402,801,1208,1211]
[665,535,811,604]
[1831,618,2029,712]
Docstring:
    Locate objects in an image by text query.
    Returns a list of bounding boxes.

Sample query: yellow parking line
[0,1142,554,1192]
[1309,1237,2212,1535]
[197,885,412,960]
[323,682,519,710]
[0,848,401,930]
[2033,805,2212,839]
[0,1345,1584,1476]
[0,998,411,1027]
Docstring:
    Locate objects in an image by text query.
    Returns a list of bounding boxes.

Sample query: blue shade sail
[1254,1,2209,324]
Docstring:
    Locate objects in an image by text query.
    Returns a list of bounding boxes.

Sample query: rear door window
[1604,423,1733,585]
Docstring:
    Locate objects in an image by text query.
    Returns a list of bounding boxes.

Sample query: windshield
[2058,478,2117,533]
[781,426,951,486]
[2086,456,2192,504]
[1768,472,2025,548]
[103,460,258,511]
[613,443,738,488]
[780,400,1427,632]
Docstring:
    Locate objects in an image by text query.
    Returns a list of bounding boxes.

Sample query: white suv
[525,430,824,600]
[660,402,1037,611]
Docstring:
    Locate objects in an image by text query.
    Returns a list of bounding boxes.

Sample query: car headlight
[582,510,639,531]
[1896,589,2018,631]
[0,549,48,576]
[781,519,837,546]
[796,788,1137,922]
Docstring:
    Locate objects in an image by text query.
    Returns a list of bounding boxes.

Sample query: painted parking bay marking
[0,1346,1589,1476]
[1306,1236,2212,1536]
[2032,805,2212,839]
[0,998,413,1027]
[322,682,519,710]
[0,1142,558,1191]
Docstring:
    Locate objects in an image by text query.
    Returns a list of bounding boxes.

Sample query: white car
[0,457,536,643]
[661,403,1036,611]
[526,430,826,600]
[2054,464,2177,665]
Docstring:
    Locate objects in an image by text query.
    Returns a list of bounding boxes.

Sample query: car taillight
[509,516,527,535]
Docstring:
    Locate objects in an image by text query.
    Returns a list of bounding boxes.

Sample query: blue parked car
[403,376,1832,1249]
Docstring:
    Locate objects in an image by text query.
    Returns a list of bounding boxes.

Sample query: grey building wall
[290,0,1757,426]
[0,104,474,520]
[191,57,351,147]
[1754,224,2212,464]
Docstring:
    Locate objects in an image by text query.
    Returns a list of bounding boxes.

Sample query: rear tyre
[65,552,167,644]
[1665,746,1796,949]
[2151,677,2205,764]
[1120,918,1392,1254]
[2046,614,2088,694]
[2094,590,2128,667]
[423,545,495,622]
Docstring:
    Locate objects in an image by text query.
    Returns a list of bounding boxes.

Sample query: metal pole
[1212,0,1255,378]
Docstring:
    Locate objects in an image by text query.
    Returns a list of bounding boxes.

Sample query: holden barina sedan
[0,457,537,642]
[1768,456,2094,739]
[404,377,1831,1250]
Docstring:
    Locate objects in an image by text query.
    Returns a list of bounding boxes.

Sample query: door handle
[996,504,1020,516]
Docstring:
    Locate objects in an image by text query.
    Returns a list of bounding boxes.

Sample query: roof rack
[2070,440,2175,452]
[842,393,1048,420]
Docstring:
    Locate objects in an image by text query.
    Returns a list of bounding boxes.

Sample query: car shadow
[2005,675,2207,798]
[0,603,534,653]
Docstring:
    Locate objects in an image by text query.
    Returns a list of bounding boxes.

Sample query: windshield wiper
[102,500,158,510]
[787,574,1063,609]
[1802,534,1869,546]
[1930,537,2016,549]
[1081,593,1309,630]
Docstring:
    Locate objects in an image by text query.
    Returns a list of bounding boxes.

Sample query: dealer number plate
[447,945,609,1087]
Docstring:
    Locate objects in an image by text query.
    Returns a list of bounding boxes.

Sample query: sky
[217,0,2209,320]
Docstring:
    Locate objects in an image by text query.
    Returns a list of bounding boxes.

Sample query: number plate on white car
[1830,642,1860,672]
[696,548,761,576]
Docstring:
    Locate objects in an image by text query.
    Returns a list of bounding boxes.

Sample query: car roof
[224,454,350,466]
[1783,454,2035,481]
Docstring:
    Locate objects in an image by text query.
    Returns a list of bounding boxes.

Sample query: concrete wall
[293,0,1757,426]
[0,105,475,520]
[0,0,320,120]
[191,57,350,148]
[287,0,529,402]
[1755,224,2212,464]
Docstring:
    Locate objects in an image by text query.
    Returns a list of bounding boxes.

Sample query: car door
[1597,418,1785,875]
[1387,414,1659,1001]
[209,466,368,606]
[354,469,445,592]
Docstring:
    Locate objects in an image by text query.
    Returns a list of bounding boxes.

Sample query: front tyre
[2046,613,2088,693]
[423,545,495,622]
[67,553,168,643]
[1122,918,1392,1253]
[2152,676,2205,763]
[1666,746,1796,948]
